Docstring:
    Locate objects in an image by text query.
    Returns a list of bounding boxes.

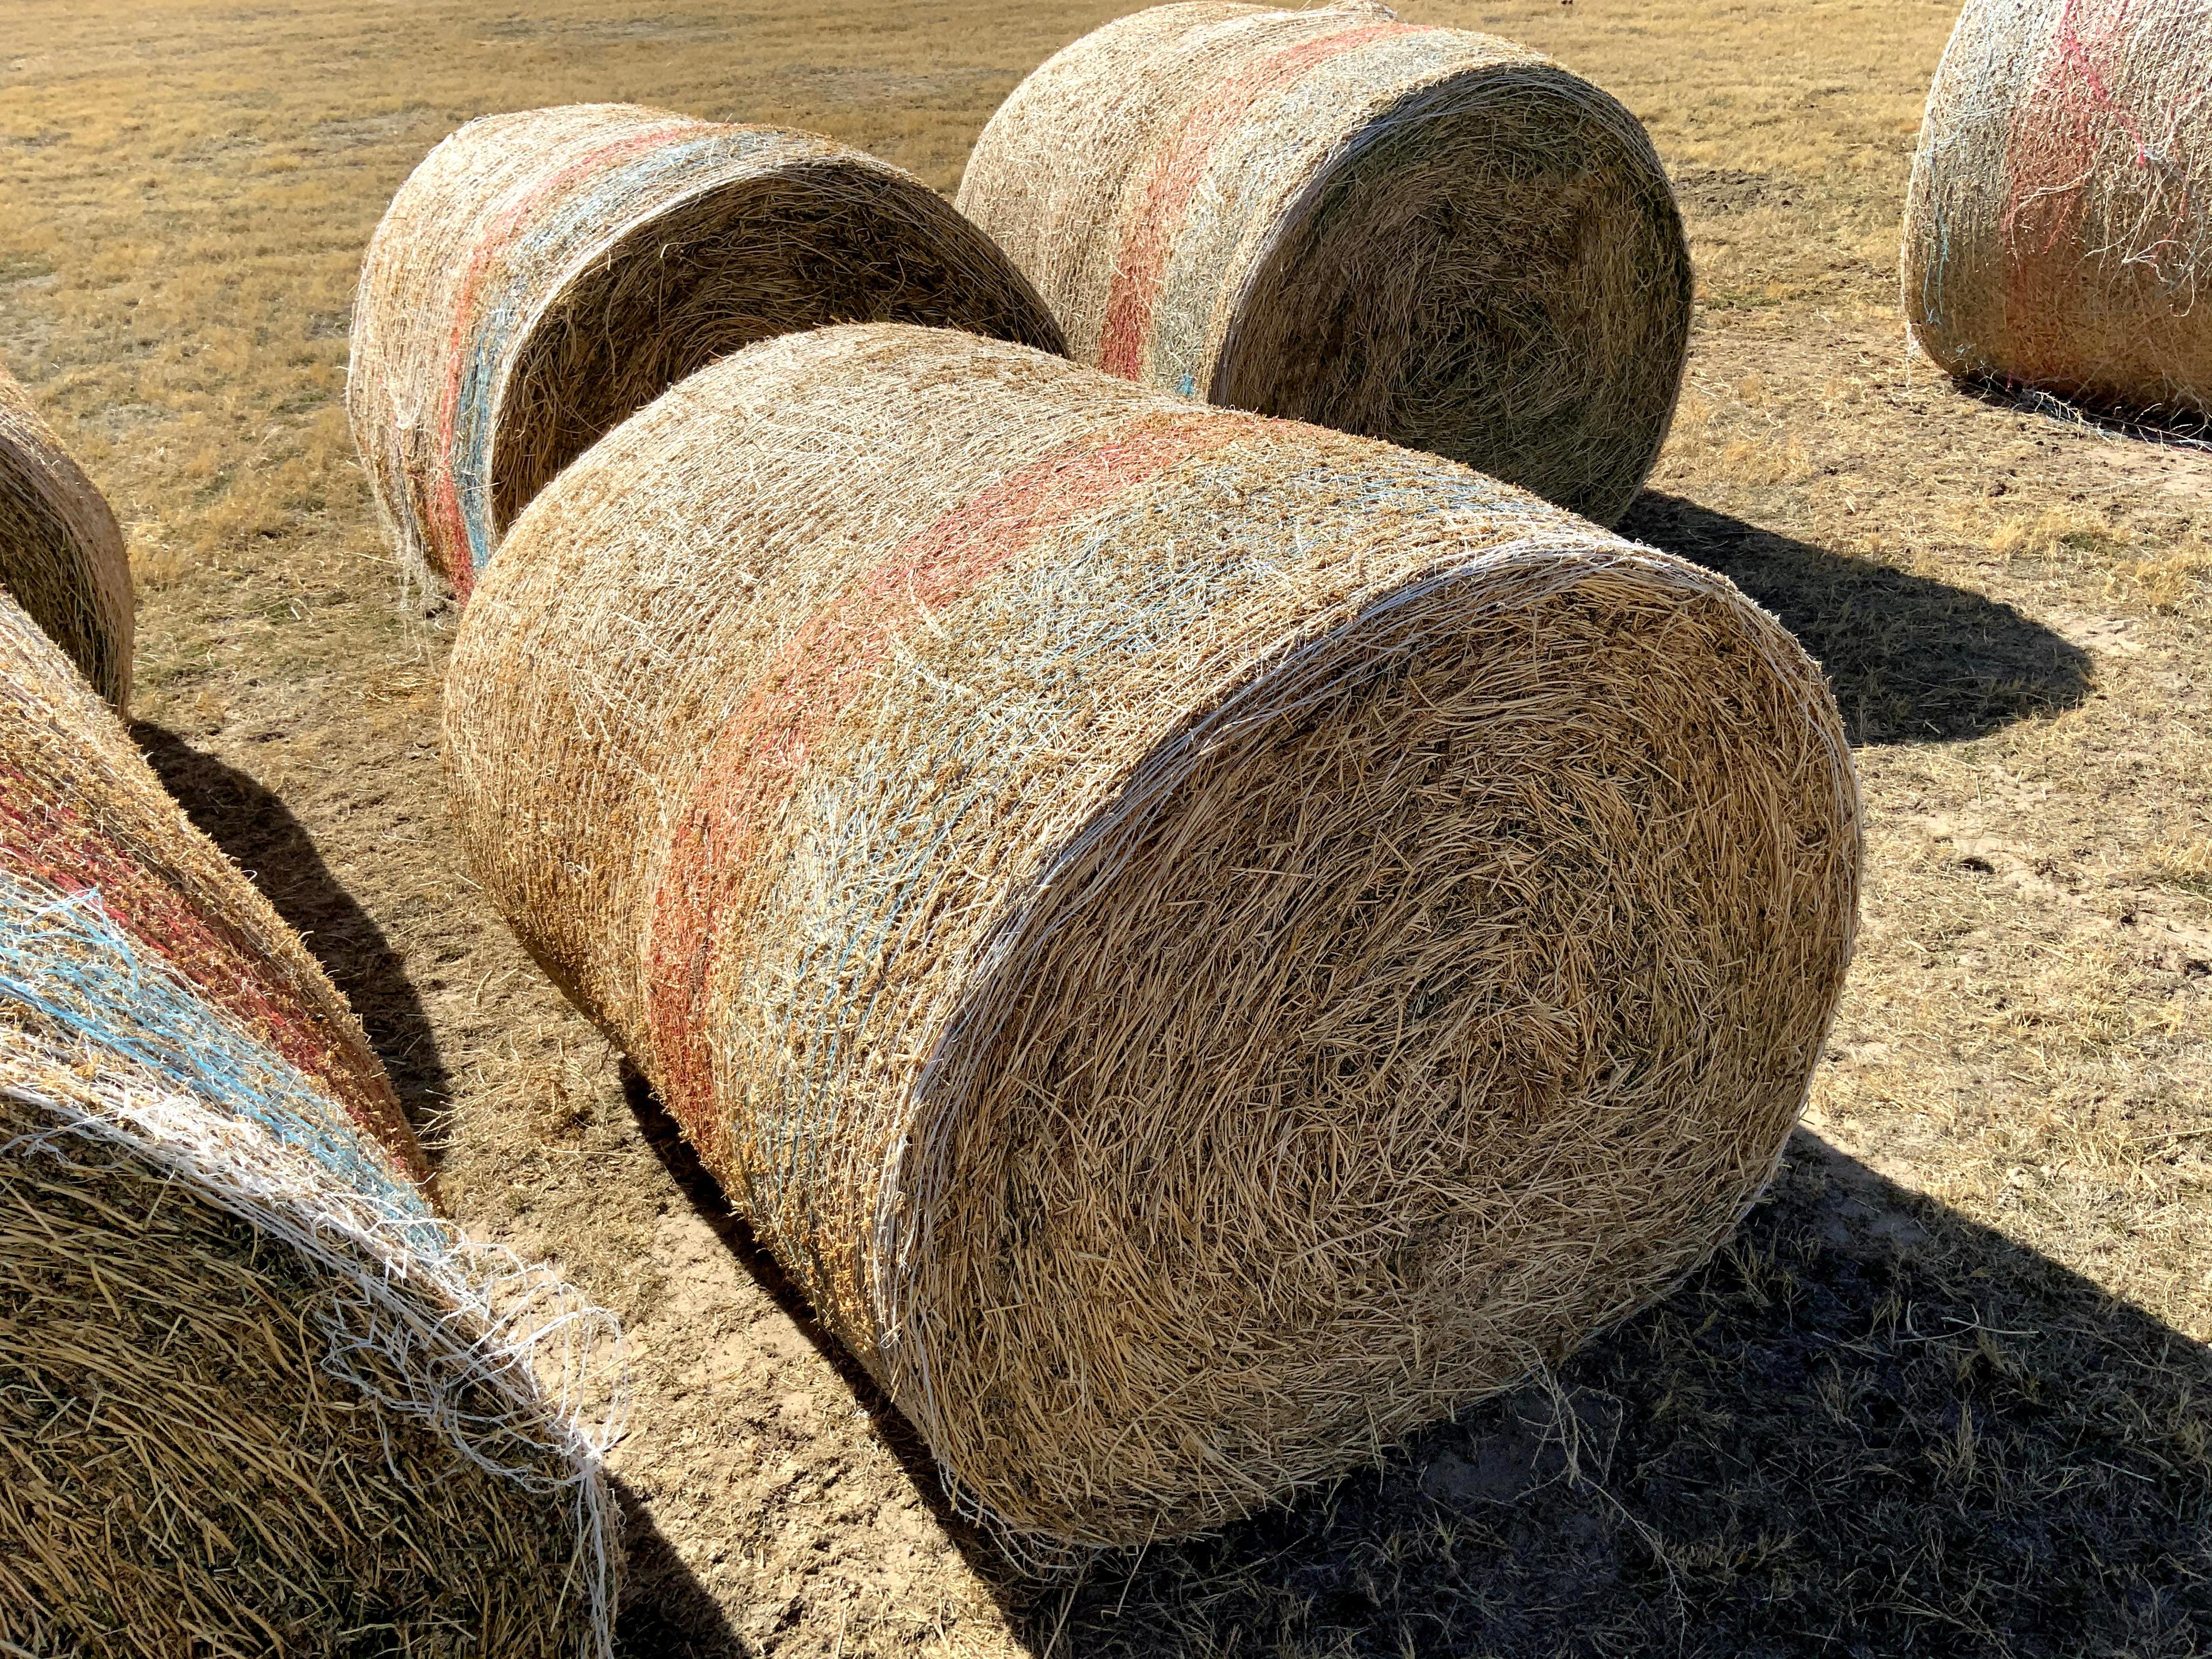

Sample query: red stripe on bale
[644,409,1251,1129]
[1998,0,2194,357]
[0,764,422,1177]
[1904,0,2209,418]
[427,124,696,599]
[1098,21,1419,378]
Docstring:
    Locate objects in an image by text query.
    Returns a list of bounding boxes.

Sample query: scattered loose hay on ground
[956,1,1693,527]
[0,358,132,710]
[0,595,622,1657]
[348,103,1068,602]
[1903,0,2212,422]
[442,323,1861,1550]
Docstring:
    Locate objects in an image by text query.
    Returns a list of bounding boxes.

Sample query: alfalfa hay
[1903,0,2212,421]
[0,594,620,1657]
[956,1,1692,527]
[349,102,1067,602]
[0,358,132,710]
[443,322,1859,1548]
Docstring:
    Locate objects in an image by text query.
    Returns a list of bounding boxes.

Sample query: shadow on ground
[616,1069,984,1658]
[1959,373,2212,453]
[612,1471,756,1659]
[1010,1134,2212,1659]
[1620,491,2094,744]
[132,724,454,1142]
[620,1060,2212,1659]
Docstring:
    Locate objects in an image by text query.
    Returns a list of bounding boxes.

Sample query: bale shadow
[613,1055,2212,1659]
[132,724,453,1142]
[611,1471,756,1659]
[1011,1133,2212,1659]
[1618,492,2093,744]
[1958,373,2212,454]
[616,1063,990,1538]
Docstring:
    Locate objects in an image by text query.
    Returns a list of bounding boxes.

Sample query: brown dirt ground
[3,0,2209,1654]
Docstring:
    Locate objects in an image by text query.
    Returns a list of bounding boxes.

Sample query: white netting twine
[0,1028,626,1657]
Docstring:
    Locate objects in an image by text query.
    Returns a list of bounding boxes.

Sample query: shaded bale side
[0,359,132,710]
[444,323,1860,1548]
[0,596,620,1658]
[1903,0,2212,420]
[349,103,1067,601]
[956,1,1691,528]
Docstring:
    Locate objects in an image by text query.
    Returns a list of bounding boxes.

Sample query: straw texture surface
[0,358,132,710]
[1904,0,2212,419]
[956,1,1691,527]
[349,103,1066,602]
[445,324,1858,1548]
[0,595,620,1657]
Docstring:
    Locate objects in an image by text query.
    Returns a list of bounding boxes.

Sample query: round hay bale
[1903,0,2212,420]
[348,103,1068,602]
[955,1,1692,528]
[444,323,1860,1548]
[0,358,132,710]
[0,596,619,1657]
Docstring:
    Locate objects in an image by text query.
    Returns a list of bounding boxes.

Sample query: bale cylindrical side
[0,358,132,710]
[444,323,1859,1547]
[348,103,1068,602]
[956,1,1692,528]
[1903,0,2212,419]
[0,596,620,1658]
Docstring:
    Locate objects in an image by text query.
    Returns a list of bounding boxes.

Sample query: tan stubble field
[3,0,2209,1653]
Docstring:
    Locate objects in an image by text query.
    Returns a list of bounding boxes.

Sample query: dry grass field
[5,0,2210,1653]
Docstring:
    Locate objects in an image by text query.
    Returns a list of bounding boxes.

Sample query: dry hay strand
[0,595,621,1657]
[348,103,1068,604]
[1903,0,2212,422]
[955,0,1691,529]
[443,323,1860,1550]
[0,357,132,711]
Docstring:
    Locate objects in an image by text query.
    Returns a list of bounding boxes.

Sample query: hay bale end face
[0,597,619,1657]
[349,103,1067,601]
[445,323,1860,1547]
[956,1,1693,528]
[0,359,132,710]
[1903,0,2212,420]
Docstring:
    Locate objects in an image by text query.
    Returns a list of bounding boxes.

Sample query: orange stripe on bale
[0,766,422,1177]
[427,125,694,598]
[1097,20,1420,379]
[643,410,1252,1131]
